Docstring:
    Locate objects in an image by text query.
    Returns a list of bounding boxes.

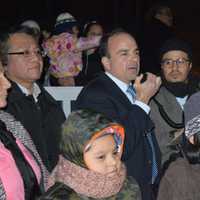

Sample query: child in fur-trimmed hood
[40,109,141,200]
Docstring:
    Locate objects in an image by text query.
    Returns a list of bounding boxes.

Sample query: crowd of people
[0,1,200,200]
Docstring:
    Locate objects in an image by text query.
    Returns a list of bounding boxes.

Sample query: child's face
[84,134,122,176]
[72,26,79,36]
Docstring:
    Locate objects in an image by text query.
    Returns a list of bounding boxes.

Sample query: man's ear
[3,65,8,72]
[101,56,111,71]
[189,62,192,70]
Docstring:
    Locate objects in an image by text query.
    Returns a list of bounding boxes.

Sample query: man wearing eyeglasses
[0,26,66,172]
[149,38,200,166]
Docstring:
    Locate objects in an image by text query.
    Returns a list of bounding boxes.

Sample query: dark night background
[1,0,200,72]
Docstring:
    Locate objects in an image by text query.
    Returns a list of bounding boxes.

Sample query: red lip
[128,64,138,69]
[128,66,137,70]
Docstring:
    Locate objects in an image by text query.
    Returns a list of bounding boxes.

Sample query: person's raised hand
[134,73,161,104]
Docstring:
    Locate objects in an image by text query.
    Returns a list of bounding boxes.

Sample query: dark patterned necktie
[127,84,158,183]
[147,132,158,183]
[126,84,136,102]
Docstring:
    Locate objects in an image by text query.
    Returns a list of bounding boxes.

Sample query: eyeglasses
[7,49,46,58]
[161,58,190,68]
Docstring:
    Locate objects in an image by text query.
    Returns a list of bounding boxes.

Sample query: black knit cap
[159,38,192,62]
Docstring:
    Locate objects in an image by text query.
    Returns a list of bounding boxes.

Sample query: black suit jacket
[75,73,161,200]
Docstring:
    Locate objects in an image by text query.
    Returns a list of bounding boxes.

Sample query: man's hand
[134,73,161,104]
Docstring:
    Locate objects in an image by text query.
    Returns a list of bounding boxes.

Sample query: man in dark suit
[75,29,161,200]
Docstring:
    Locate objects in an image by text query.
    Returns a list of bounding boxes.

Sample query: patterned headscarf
[60,109,125,168]
[185,114,200,138]
[184,93,200,138]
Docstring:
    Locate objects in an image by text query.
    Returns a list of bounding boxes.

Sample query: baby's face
[84,134,122,176]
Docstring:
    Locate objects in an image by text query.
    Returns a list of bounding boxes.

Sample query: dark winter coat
[157,157,200,200]
[39,177,141,200]
[4,81,66,172]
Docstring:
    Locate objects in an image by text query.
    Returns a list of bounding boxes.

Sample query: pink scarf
[48,155,126,198]
[0,139,41,200]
